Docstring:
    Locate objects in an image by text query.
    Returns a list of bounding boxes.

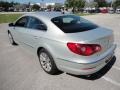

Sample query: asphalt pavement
[0,14,120,90]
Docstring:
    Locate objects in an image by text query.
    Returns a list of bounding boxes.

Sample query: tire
[8,32,17,45]
[38,49,59,75]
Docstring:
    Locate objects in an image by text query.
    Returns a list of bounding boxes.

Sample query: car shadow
[67,56,116,80]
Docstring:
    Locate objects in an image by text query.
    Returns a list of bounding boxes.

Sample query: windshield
[51,15,98,33]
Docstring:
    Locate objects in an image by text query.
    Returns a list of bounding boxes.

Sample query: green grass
[0,14,22,24]
[76,13,96,16]
[0,13,95,24]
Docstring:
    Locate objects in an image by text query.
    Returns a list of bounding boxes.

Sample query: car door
[25,16,47,50]
[12,16,29,44]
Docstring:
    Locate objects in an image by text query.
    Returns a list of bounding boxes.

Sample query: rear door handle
[33,36,39,39]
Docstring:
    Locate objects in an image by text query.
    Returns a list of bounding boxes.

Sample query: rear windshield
[51,15,98,33]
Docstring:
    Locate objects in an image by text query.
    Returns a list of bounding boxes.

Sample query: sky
[5,0,111,4]
[5,0,65,4]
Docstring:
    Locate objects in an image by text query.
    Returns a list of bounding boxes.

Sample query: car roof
[25,11,73,20]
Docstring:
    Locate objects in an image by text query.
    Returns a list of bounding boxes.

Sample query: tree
[85,1,98,8]
[47,5,52,9]
[0,1,19,11]
[65,0,85,13]
[32,4,40,11]
[65,0,85,8]
[94,0,108,7]
[54,3,63,9]
[113,0,120,8]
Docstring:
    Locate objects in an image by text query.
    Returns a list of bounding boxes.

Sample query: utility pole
[111,0,115,8]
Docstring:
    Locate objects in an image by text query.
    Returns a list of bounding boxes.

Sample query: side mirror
[9,23,15,27]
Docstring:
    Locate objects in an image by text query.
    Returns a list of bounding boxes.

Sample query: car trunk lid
[66,27,114,56]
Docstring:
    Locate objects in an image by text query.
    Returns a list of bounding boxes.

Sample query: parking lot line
[102,76,120,87]
[113,66,120,71]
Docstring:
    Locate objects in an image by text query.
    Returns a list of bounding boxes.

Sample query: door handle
[33,36,39,39]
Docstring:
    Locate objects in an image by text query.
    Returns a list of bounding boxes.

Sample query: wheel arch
[37,45,56,61]
[37,47,44,57]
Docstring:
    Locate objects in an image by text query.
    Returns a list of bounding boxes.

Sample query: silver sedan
[8,12,116,75]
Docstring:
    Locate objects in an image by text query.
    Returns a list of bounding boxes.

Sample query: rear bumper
[55,44,116,75]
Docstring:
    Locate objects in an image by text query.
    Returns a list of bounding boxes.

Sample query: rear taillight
[67,43,101,56]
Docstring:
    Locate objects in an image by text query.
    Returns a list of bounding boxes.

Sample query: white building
[45,3,55,6]
[30,2,63,8]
